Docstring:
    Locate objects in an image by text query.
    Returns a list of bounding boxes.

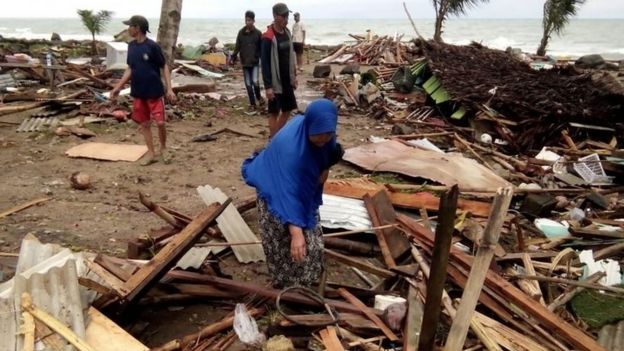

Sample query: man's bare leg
[268,113,278,138]
[297,53,303,70]
[157,124,170,163]
[275,110,290,133]
[140,122,156,165]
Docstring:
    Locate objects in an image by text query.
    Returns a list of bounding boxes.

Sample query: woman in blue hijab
[242,98,343,288]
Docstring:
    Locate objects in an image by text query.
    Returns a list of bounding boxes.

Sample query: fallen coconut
[70,172,91,190]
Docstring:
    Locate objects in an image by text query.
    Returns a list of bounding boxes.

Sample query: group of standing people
[110,8,342,290]
[230,3,307,137]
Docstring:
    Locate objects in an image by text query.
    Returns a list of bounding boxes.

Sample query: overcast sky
[1,0,622,19]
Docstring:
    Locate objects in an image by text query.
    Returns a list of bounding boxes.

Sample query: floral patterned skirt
[257,198,324,288]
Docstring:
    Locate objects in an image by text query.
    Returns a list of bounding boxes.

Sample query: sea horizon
[1,18,623,60]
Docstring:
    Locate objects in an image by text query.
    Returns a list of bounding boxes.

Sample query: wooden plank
[324,249,395,278]
[398,215,606,351]
[367,190,411,259]
[84,259,130,296]
[336,288,399,341]
[95,254,132,282]
[324,179,491,217]
[420,185,459,351]
[122,200,230,304]
[363,193,396,267]
[166,270,377,316]
[0,197,49,219]
[279,313,378,330]
[521,253,545,305]
[172,283,239,298]
[473,312,549,351]
[85,307,149,351]
[403,286,423,351]
[33,319,66,350]
[445,187,513,351]
[79,277,116,296]
[21,293,97,351]
[19,311,35,351]
[320,326,346,351]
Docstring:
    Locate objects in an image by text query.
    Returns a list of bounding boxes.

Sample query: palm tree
[537,0,585,56]
[157,0,183,71]
[432,0,489,42]
[77,9,113,56]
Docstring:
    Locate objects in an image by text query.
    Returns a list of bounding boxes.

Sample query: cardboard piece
[65,143,147,162]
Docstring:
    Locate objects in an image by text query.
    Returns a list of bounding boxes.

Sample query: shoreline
[1,35,623,63]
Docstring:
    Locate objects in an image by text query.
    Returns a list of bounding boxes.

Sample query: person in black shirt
[110,15,176,166]
[261,3,298,137]
[230,11,264,113]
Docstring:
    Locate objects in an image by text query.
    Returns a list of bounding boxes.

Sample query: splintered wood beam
[121,200,230,305]
[19,311,35,351]
[166,270,376,316]
[337,288,399,341]
[320,326,346,351]
[400,206,606,351]
[419,185,459,351]
[21,293,97,351]
[0,197,49,219]
[444,187,513,351]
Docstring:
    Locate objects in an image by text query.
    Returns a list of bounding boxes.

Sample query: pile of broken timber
[319,35,413,65]
[88,187,610,350]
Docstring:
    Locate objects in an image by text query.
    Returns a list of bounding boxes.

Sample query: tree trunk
[157,0,183,71]
[536,26,551,56]
[91,33,97,56]
[434,14,444,42]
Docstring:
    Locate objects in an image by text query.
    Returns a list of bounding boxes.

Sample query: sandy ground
[0,62,390,346]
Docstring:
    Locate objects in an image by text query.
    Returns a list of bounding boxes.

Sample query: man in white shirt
[292,12,306,71]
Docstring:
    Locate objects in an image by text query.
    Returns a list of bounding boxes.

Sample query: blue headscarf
[242,99,338,229]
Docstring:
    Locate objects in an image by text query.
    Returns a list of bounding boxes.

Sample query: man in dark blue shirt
[111,15,176,165]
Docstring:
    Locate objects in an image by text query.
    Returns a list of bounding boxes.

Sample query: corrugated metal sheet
[197,185,265,263]
[0,236,89,351]
[599,320,624,351]
[175,247,212,270]
[320,194,372,230]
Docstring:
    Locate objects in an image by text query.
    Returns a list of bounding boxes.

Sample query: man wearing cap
[261,3,297,137]
[292,12,306,72]
[110,15,176,166]
[230,10,264,113]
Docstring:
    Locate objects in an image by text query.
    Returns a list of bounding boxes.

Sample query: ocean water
[1,18,623,59]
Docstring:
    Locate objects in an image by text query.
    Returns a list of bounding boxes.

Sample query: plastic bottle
[569,208,585,221]
[46,52,52,67]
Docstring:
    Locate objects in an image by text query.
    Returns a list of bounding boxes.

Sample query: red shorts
[132,97,166,125]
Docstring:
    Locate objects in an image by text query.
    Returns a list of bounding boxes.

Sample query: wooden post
[418,185,458,351]
[121,200,230,305]
[22,293,97,351]
[444,187,513,351]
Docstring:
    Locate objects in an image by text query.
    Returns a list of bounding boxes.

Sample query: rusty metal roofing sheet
[320,194,372,230]
[344,139,511,189]
[197,185,265,263]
